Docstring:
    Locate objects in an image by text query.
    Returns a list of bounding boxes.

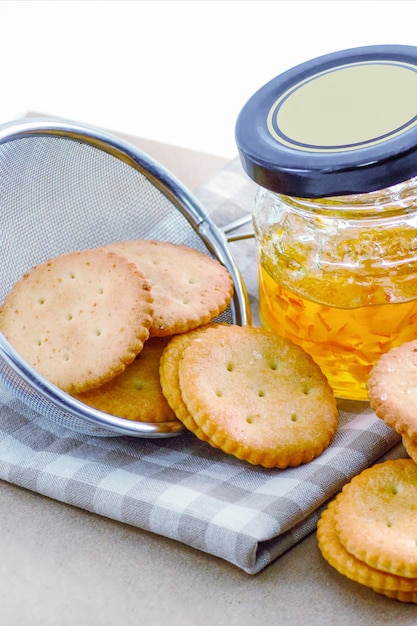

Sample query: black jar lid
[235,45,417,198]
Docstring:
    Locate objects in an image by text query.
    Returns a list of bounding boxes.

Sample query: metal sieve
[0,118,250,438]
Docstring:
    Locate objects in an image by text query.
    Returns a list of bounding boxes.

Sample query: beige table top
[1,118,416,626]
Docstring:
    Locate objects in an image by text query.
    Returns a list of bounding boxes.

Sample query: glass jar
[254,179,417,400]
[235,44,417,400]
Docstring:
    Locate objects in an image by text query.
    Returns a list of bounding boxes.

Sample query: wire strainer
[0,118,250,438]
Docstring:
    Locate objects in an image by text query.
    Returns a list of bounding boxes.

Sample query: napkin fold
[0,156,406,574]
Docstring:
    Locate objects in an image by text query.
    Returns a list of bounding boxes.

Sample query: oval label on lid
[267,61,417,152]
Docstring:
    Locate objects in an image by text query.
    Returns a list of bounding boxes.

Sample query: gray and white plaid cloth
[0,157,406,574]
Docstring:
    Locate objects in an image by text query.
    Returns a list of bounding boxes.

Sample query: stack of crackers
[317,459,417,603]
[317,341,417,604]
[0,238,338,468]
[159,323,338,468]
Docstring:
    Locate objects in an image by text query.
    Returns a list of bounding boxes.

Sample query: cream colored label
[267,61,417,152]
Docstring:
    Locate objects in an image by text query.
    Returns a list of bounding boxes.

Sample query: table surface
[1,120,416,626]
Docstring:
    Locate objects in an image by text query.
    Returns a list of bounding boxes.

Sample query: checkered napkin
[0,157,406,574]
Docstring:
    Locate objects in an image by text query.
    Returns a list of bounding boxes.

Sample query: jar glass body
[253,177,417,400]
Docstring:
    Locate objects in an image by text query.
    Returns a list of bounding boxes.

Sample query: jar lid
[235,45,417,197]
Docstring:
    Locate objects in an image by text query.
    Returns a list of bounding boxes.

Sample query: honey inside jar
[255,188,417,400]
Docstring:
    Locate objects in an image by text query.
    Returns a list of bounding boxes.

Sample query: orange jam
[257,217,417,400]
[259,265,417,400]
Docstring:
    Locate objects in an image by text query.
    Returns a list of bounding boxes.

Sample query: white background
[1,0,416,158]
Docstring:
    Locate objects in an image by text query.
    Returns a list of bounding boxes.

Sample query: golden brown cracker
[0,248,153,394]
[402,433,417,463]
[317,496,417,601]
[334,459,417,578]
[75,337,177,422]
[368,339,417,440]
[102,240,234,336]
[177,324,337,468]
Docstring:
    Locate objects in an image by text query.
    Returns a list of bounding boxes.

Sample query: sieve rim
[0,117,250,438]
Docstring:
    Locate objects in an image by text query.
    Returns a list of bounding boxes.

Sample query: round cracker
[402,433,417,463]
[334,459,417,578]
[368,339,417,440]
[75,337,177,422]
[101,240,234,336]
[0,248,153,394]
[177,325,337,468]
[317,496,417,600]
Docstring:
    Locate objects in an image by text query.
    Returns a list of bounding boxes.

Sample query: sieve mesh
[0,118,249,437]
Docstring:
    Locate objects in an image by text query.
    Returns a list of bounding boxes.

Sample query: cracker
[317,496,417,600]
[0,249,153,394]
[177,324,337,468]
[334,459,417,578]
[75,337,177,422]
[101,240,234,336]
[368,339,417,440]
[402,433,417,463]
[159,324,222,443]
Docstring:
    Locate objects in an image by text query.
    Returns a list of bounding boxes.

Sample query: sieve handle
[222,214,254,242]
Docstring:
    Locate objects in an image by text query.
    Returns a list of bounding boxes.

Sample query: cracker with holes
[101,240,234,336]
[317,493,417,603]
[75,337,178,422]
[175,324,337,468]
[0,248,153,394]
[333,459,417,579]
[368,339,417,441]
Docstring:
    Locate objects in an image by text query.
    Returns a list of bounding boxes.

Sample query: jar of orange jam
[235,45,417,400]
